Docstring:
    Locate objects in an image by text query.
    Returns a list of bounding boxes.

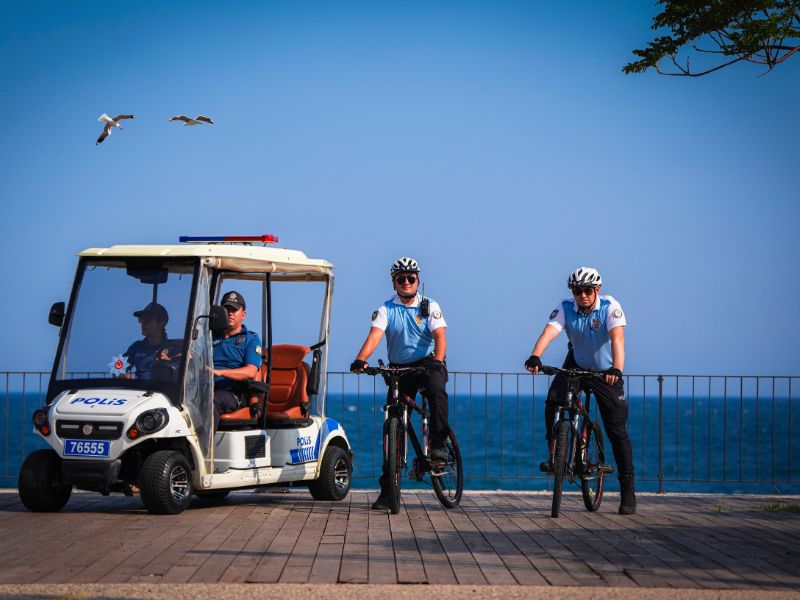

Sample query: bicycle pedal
[600,465,614,474]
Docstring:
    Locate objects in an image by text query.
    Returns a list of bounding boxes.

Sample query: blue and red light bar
[179,235,279,244]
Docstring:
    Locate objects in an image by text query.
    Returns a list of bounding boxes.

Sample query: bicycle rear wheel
[431,431,463,508]
[580,421,606,512]
[551,419,569,518]
[387,416,403,515]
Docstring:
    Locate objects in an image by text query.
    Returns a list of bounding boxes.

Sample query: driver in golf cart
[212,290,263,430]
[121,302,180,380]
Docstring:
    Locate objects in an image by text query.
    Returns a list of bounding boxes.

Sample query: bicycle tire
[387,416,403,515]
[431,430,463,508]
[551,419,569,518]
[580,421,606,512]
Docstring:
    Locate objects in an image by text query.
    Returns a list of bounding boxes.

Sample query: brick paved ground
[0,489,797,590]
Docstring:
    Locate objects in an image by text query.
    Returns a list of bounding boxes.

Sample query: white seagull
[169,115,214,126]
[96,113,135,145]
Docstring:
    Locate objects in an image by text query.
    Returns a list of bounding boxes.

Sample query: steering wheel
[149,357,179,382]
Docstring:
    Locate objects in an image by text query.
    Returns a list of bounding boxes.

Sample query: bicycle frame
[551,385,593,485]
[384,374,433,479]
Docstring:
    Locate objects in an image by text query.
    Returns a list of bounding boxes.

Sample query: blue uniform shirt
[124,337,176,379]
[546,295,626,371]
[212,324,262,390]
[371,293,447,364]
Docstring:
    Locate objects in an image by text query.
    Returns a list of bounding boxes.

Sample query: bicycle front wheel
[431,430,463,508]
[580,421,606,512]
[551,419,569,518]
[387,416,403,515]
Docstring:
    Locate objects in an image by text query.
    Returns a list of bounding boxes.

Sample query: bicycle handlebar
[539,365,604,379]
[363,364,429,379]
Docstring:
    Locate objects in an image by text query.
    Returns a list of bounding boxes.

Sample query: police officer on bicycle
[524,267,636,515]
[351,257,450,510]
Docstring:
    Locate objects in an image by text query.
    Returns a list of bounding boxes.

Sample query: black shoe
[539,459,553,473]
[618,473,637,515]
[371,492,391,510]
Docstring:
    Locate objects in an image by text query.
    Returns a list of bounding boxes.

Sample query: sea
[2,372,799,495]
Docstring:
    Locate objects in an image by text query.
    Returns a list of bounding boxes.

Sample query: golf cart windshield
[51,258,197,398]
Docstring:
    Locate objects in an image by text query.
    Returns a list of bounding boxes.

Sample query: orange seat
[219,344,311,424]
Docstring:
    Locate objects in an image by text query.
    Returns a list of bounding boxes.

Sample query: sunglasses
[138,316,156,324]
[572,287,596,297]
[395,275,417,285]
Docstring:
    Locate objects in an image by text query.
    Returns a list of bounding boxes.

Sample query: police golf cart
[19,235,352,514]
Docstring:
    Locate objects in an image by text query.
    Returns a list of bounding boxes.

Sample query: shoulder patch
[255,345,262,355]
[432,310,442,319]
[613,308,623,319]
[549,309,559,320]
[371,310,379,321]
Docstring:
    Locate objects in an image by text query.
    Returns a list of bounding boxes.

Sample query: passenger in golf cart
[211,290,262,430]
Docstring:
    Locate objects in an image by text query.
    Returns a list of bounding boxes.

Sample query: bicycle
[539,365,614,518]
[364,360,463,514]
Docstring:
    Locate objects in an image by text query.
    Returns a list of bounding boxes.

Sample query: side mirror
[208,305,229,334]
[192,305,229,340]
[48,302,65,327]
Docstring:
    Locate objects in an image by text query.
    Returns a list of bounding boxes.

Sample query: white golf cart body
[23,240,351,513]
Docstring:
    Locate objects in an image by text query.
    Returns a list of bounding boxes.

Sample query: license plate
[64,439,110,457]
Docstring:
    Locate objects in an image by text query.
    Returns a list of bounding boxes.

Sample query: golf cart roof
[78,243,334,277]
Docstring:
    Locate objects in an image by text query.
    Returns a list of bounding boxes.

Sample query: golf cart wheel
[309,445,352,501]
[18,449,72,512]
[139,450,193,515]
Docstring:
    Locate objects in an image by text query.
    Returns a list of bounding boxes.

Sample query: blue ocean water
[3,378,799,494]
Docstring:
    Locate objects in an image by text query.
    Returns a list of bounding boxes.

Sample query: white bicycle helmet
[389,257,420,276]
[568,266,602,288]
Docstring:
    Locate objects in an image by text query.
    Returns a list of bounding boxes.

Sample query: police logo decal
[591,318,601,330]
[235,335,245,345]
[255,346,262,355]
[549,309,559,320]
[432,310,442,319]
[371,311,379,321]
[414,313,424,325]
[107,354,126,376]
[613,308,623,319]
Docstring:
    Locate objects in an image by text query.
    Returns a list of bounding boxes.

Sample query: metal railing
[3,370,798,493]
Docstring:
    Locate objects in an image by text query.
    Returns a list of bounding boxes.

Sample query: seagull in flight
[169,115,214,126]
[96,113,135,145]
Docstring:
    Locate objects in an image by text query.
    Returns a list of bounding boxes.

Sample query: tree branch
[656,54,747,76]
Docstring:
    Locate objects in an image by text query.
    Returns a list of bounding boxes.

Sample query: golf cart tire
[139,450,193,515]
[18,449,73,512]
[308,445,352,501]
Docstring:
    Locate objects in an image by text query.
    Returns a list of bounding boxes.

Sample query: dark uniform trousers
[214,388,241,431]
[544,352,634,475]
[378,357,450,491]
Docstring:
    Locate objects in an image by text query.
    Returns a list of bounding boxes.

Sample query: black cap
[133,302,168,324]
[221,291,246,310]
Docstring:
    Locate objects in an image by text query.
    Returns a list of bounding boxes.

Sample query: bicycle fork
[549,398,582,484]
[384,382,408,472]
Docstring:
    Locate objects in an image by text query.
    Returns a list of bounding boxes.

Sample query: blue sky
[1,1,797,375]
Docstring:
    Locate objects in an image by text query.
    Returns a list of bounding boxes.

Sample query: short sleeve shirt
[212,324,263,390]
[544,294,626,371]
[370,293,446,364]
